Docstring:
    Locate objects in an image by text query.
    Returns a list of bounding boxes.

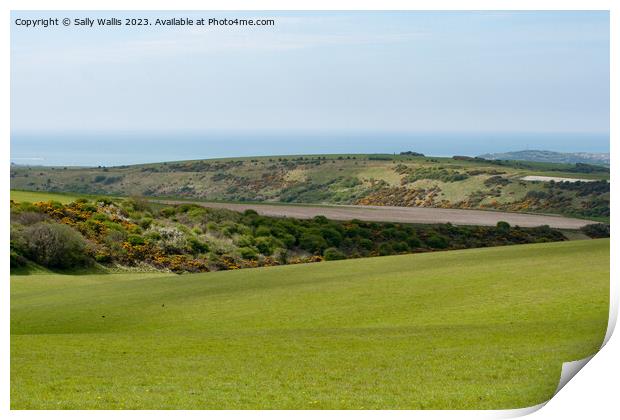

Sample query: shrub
[10,250,28,268]
[254,226,272,237]
[22,222,90,268]
[299,233,328,253]
[187,237,210,254]
[484,176,511,187]
[426,234,449,249]
[382,227,407,241]
[96,197,114,205]
[496,221,511,233]
[323,247,346,261]
[160,207,176,217]
[139,217,153,229]
[357,238,374,250]
[127,234,145,246]
[94,249,113,263]
[12,211,48,225]
[313,215,329,224]
[235,234,255,247]
[255,236,279,256]
[91,213,109,222]
[581,223,610,238]
[238,247,258,260]
[187,207,207,219]
[275,232,296,247]
[378,243,393,256]
[144,231,161,242]
[319,227,343,247]
[392,241,410,253]
[104,221,125,232]
[407,236,422,248]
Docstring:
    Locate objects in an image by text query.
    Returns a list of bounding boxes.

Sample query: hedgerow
[10,197,572,273]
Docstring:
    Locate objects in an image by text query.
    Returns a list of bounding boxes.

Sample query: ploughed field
[156,199,593,229]
[11,239,609,409]
[10,190,597,230]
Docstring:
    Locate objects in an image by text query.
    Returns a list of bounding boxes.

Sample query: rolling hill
[478,150,610,166]
[10,154,610,220]
[11,239,609,409]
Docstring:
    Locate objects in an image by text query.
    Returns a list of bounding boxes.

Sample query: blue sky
[11,11,609,137]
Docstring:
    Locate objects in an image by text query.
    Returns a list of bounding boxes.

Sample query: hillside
[11,239,609,409]
[12,191,581,274]
[478,150,610,166]
[10,154,610,220]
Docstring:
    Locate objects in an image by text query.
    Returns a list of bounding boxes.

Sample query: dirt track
[155,200,594,229]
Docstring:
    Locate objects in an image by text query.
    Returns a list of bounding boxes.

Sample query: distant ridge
[477,150,609,166]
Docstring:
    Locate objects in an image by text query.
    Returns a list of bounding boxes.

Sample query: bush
[382,227,407,241]
[235,234,255,247]
[96,197,114,205]
[299,233,328,253]
[22,222,90,268]
[276,232,296,247]
[10,250,28,268]
[255,236,279,256]
[357,238,374,250]
[407,236,421,248]
[496,221,511,233]
[139,217,153,229]
[91,213,109,222]
[378,243,393,255]
[323,247,346,261]
[581,223,610,238]
[94,249,113,263]
[12,211,48,225]
[426,234,449,249]
[392,241,410,253]
[239,247,258,260]
[160,207,176,217]
[254,226,272,237]
[313,215,329,224]
[187,237,209,254]
[319,227,343,247]
[127,234,146,246]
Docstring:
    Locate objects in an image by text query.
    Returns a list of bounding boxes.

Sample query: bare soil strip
[521,176,597,183]
[155,200,593,229]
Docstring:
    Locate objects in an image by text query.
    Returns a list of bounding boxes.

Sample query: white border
[2,1,617,419]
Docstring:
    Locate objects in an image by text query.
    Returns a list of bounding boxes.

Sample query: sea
[10,131,610,167]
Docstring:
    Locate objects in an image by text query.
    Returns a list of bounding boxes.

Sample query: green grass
[11,239,609,409]
[10,189,90,204]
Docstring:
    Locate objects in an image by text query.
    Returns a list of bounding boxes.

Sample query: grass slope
[11,239,609,409]
[10,189,87,204]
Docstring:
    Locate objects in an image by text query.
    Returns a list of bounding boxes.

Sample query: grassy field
[10,189,91,204]
[11,239,609,409]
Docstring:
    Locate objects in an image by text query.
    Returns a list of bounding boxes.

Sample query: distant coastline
[10,131,610,167]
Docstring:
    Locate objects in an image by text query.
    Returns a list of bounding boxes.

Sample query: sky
[10,11,610,164]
